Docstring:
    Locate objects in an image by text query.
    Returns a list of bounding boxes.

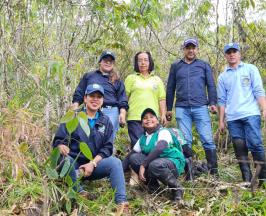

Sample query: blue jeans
[102,107,119,142]
[63,156,127,204]
[175,106,215,150]
[227,115,264,153]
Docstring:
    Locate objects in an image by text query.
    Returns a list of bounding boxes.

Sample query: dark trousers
[127,120,144,148]
[129,152,178,185]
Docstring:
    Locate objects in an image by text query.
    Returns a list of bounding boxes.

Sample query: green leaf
[59,157,71,178]
[78,112,90,137]
[65,200,72,214]
[60,110,75,123]
[67,188,77,199]
[50,147,60,169]
[78,111,87,121]
[80,142,93,160]
[46,166,59,179]
[65,175,73,187]
[66,117,79,134]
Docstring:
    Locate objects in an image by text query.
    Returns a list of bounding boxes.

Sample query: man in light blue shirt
[217,43,266,186]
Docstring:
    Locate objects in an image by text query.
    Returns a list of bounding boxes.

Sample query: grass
[1,106,266,215]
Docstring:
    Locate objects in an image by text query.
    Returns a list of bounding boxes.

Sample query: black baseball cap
[98,50,116,62]
[141,108,158,121]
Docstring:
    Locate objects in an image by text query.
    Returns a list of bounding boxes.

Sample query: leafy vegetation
[0,0,266,215]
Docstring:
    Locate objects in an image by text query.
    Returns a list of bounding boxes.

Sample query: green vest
[139,129,185,175]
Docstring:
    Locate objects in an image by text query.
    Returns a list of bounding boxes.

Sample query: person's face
[183,44,198,61]
[99,56,115,73]
[137,52,150,73]
[224,49,241,66]
[142,113,159,130]
[84,92,104,112]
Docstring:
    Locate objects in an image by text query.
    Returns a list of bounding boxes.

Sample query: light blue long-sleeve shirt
[217,62,265,121]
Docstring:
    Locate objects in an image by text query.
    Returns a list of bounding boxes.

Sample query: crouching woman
[123,108,186,201]
[52,84,128,213]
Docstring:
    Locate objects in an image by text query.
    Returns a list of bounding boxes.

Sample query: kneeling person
[52,84,128,209]
[125,108,186,201]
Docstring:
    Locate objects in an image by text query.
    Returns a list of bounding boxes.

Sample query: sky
[216,0,266,25]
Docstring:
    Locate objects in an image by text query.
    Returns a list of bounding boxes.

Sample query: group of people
[52,38,266,214]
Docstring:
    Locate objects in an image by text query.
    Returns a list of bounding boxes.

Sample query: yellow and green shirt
[125,72,166,121]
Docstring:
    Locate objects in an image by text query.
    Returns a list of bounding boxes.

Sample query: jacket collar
[226,61,244,72]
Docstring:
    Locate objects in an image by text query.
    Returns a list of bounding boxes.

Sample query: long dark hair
[109,68,120,84]
[99,59,120,84]
[134,51,154,73]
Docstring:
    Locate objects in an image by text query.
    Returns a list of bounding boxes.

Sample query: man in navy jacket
[53,84,128,210]
[166,38,218,175]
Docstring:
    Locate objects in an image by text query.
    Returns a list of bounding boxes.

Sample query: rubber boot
[251,152,266,187]
[205,149,218,176]
[232,139,252,182]
[160,173,183,201]
[147,178,160,193]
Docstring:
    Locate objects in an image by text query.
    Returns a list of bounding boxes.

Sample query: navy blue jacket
[72,70,129,110]
[52,111,113,164]
[166,59,217,110]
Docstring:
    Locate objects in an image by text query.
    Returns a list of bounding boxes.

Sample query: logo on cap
[92,84,101,89]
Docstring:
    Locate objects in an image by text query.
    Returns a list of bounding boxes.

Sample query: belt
[102,105,116,109]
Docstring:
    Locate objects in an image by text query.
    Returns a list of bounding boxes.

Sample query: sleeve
[52,123,69,147]
[72,73,88,104]
[157,77,166,100]
[205,63,217,105]
[217,75,227,106]
[97,119,114,158]
[141,129,172,167]
[250,65,266,98]
[117,80,129,110]
[125,74,134,98]
[157,129,172,144]
[166,63,177,111]
[141,140,168,168]
[133,139,142,153]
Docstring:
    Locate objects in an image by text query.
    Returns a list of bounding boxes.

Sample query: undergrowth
[0,105,266,215]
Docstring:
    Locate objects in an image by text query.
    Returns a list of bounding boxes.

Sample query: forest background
[0,0,266,215]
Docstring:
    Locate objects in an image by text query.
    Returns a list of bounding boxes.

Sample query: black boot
[251,152,266,187]
[146,178,160,193]
[160,173,183,201]
[205,149,218,175]
[232,139,252,182]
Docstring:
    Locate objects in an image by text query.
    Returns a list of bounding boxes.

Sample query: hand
[160,114,167,127]
[209,105,217,114]
[71,102,79,110]
[79,162,95,177]
[119,109,126,128]
[139,165,146,182]
[58,145,70,156]
[219,121,225,134]
[166,111,172,122]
